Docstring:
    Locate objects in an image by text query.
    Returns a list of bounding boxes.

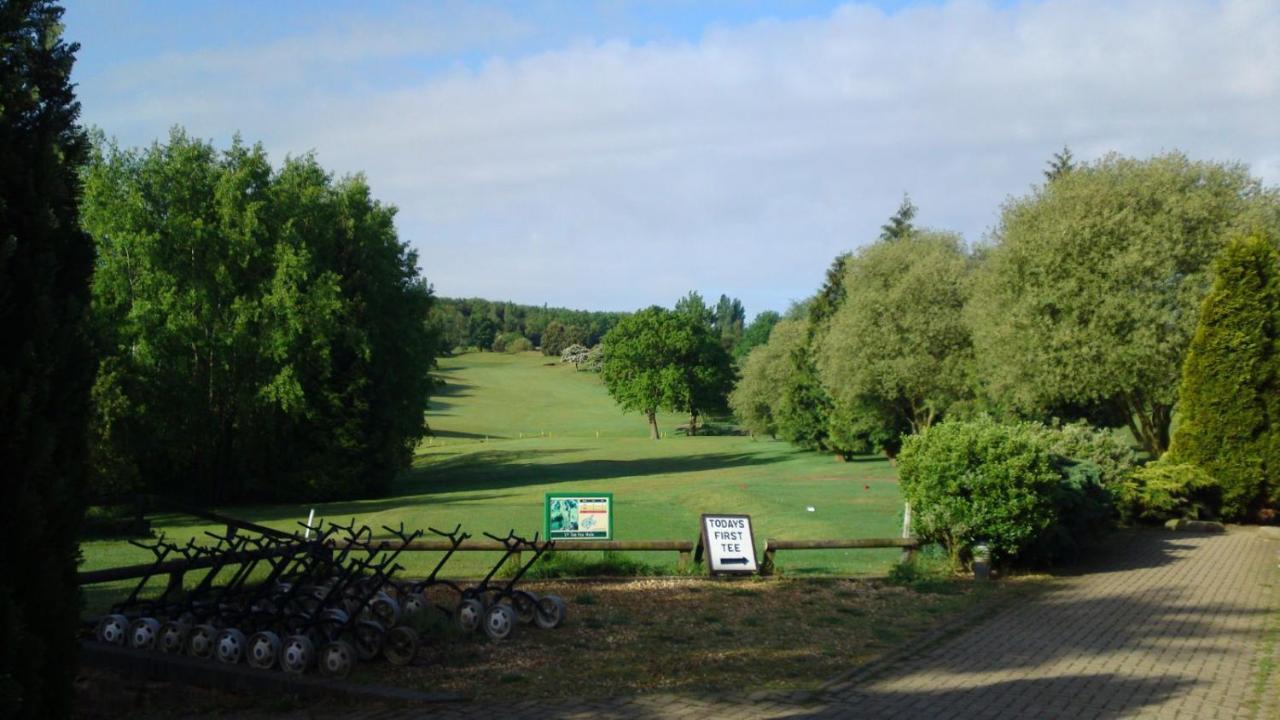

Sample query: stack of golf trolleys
[90,517,567,679]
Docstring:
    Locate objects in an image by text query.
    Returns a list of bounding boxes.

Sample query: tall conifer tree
[0,2,94,717]
[1169,235,1280,520]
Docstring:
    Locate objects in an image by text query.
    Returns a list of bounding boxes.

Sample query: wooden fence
[78,533,918,588]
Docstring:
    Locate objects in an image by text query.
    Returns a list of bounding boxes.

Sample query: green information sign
[545,493,613,540]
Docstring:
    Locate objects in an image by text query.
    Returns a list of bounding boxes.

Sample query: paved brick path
[159,529,1278,719]
[816,528,1280,720]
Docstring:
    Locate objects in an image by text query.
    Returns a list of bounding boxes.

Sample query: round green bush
[899,417,1066,566]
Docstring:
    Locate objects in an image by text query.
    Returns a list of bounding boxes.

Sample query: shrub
[899,417,1112,567]
[1116,461,1220,522]
[1041,421,1137,492]
[560,343,590,366]
[581,345,604,372]
[505,336,534,353]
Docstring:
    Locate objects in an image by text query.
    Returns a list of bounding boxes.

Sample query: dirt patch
[377,575,1013,700]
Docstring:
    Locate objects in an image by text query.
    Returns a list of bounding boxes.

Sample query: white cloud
[75,0,1280,315]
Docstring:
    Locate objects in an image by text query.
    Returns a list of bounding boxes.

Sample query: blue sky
[62,1,1280,317]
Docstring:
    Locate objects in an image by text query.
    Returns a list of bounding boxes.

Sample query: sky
[62,0,1280,317]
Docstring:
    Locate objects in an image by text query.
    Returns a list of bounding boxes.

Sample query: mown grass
[82,351,907,608]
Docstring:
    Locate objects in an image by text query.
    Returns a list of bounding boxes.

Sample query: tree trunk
[688,410,699,436]
[1122,392,1171,457]
[648,411,660,440]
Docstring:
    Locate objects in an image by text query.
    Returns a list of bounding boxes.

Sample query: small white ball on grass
[806,506,816,512]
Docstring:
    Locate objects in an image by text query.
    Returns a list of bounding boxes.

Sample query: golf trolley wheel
[215,627,247,664]
[187,624,218,659]
[159,621,190,654]
[534,594,567,630]
[457,598,485,633]
[279,634,314,675]
[127,617,162,651]
[401,593,424,616]
[318,639,356,678]
[351,619,386,661]
[369,591,401,627]
[483,603,517,642]
[95,614,129,646]
[382,625,419,666]
[509,591,539,625]
[246,631,282,670]
[316,607,349,640]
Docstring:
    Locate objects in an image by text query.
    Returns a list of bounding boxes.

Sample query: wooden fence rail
[758,537,919,576]
[78,539,698,587]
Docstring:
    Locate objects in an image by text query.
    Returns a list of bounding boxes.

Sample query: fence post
[677,549,691,573]
[163,570,185,600]
[760,542,776,577]
[900,502,914,564]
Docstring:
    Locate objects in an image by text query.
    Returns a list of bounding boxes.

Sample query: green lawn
[82,351,906,605]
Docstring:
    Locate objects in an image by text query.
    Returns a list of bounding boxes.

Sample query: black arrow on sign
[721,557,749,565]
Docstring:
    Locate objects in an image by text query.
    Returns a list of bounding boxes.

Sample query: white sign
[700,514,758,575]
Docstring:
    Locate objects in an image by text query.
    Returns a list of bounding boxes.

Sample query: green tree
[712,294,746,351]
[83,130,439,502]
[734,310,780,359]
[0,3,95,717]
[968,152,1280,456]
[1044,145,1076,182]
[601,306,733,439]
[729,319,804,436]
[815,231,974,458]
[468,314,497,350]
[540,319,588,356]
[674,290,715,329]
[1167,235,1280,520]
[879,193,917,241]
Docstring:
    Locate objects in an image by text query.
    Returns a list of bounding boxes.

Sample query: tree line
[731,153,1280,523]
[429,297,625,356]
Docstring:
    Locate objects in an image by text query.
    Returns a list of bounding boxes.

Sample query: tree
[601,306,733,438]
[968,152,1280,456]
[541,320,588,356]
[674,290,715,329]
[1167,235,1280,520]
[467,314,497,350]
[879,193,917,241]
[1044,145,1076,182]
[681,316,737,435]
[815,231,974,458]
[734,310,780,359]
[729,319,804,436]
[712,294,746,351]
[83,130,439,502]
[0,3,95,717]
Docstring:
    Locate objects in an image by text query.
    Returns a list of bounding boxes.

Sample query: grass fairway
[82,351,906,599]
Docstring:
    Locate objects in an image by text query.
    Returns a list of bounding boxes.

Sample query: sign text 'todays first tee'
[700,514,758,575]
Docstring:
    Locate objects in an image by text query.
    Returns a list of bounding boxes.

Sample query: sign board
[545,493,613,540]
[700,514,757,575]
